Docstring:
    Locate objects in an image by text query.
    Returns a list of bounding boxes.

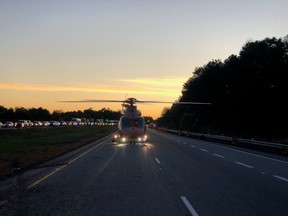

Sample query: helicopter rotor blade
[175,101,211,105]
[58,100,126,103]
[136,100,211,105]
[58,99,211,105]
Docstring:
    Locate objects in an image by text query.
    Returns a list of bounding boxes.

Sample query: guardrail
[155,128,288,156]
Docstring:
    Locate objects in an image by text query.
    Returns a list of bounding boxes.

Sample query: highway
[1,128,288,215]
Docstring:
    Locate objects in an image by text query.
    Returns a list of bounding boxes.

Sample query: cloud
[0,81,181,96]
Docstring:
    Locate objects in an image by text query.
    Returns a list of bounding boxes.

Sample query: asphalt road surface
[1,128,288,216]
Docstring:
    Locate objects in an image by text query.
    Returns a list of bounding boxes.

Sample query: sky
[1,0,287,119]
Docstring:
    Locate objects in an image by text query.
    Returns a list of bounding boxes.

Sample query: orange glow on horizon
[0,81,182,96]
[0,97,169,120]
[0,80,182,119]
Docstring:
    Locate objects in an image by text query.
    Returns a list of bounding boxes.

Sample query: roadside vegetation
[157,35,288,142]
[0,107,122,123]
[0,125,117,178]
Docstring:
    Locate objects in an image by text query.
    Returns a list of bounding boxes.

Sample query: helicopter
[61,97,211,145]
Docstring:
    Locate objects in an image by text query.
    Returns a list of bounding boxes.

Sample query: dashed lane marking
[235,161,254,169]
[213,154,225,158]
[273,175,288,183]
[211,145,288,164]
[181,196,199,216]
[155,158,161,164]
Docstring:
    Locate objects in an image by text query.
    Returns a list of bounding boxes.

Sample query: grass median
[0,125,117,178]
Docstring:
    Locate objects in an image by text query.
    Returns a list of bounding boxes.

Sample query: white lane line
[200,148,208,152]
[155,158,161,164]
[211,145,288,164]
[235,161,254,169]
[190,145,196,148]
[181,196,199,216]
[183,142,187,144]
[213,154,225,159]
[273,175,288,183]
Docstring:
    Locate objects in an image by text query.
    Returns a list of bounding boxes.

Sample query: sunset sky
[1,0,287,119]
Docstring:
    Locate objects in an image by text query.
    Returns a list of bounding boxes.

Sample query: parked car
[60,121,67,126]
[33,121,43,127]
[15,120,29,128]
[4,121,14,128]
[49,121,60,127]
[42,121,50,127]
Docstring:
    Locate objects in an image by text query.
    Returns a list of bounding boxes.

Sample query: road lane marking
[211,145,288,164]
[181,196,199,216]
[183,142,187,144]
[200,148,208,152]
[67,141,104,164]
[190,145,196,148]
[28,164,67,189]
[27,139,107,189]
[273,175,288,183]
[213,154,225,158]
[155,158,161,164]
[235,161,254,169]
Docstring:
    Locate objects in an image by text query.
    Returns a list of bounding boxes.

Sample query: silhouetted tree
[158,36,288,140]
[0,106,121,123]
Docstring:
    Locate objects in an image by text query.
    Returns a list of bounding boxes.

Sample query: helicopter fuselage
[112,105,148,144]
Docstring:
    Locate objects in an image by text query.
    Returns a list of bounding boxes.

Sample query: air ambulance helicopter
[62,97,211,145]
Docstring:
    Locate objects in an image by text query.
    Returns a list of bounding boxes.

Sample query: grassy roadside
[0,125,117,178]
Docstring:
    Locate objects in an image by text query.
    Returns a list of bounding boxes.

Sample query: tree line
[157,36,288,141]
[0,106,122,122]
